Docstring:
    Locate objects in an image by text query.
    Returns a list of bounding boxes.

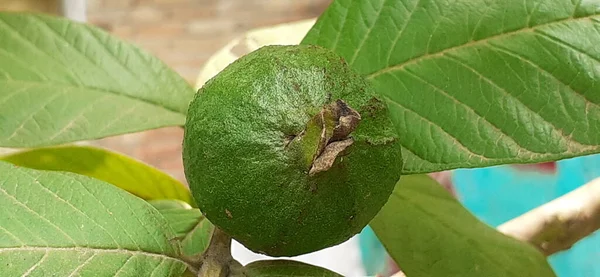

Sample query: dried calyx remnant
[287,99,361,175]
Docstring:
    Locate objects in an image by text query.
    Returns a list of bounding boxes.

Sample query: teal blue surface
[359,226,388,275]
[453,155,600,277]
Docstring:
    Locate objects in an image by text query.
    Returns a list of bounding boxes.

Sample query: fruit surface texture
[183,45,402,256]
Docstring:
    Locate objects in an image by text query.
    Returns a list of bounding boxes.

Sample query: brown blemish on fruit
[362,97,385,117]
[283,134,296,148]
[313,109,334,160]
[286,99,361,176]
[225,209,233,219]
[308,100,360,175]
[297,208,309,225]
[309,138,354,175]
[330,100,361,141]
[309,182,318,193]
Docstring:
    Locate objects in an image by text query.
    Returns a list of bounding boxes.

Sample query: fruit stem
[198,227,246,277]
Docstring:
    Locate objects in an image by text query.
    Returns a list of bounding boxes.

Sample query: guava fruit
[183,45,402,257]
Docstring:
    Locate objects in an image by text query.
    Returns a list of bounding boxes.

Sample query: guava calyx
[286,99,361,175]
[310,138,354,175]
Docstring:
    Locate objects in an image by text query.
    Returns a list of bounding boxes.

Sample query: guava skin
[183,45,402,257]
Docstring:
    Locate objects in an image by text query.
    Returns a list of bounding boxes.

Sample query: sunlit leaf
[303,0,600,173]
[1,146,194,205]
[0,13,194,147]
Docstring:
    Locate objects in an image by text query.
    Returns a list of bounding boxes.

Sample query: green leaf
[370,175,556,277]
[246,260,342,277]
[0,13,195,148]
[302,0,600,173]
[149,200,202,237]
[0,161,194,276]
[180,216,214,258]
[1,146,194,206]
[148,200,214,258]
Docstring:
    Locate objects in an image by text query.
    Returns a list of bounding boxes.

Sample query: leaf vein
[0,17,82,85]
[46,95,112,142]
[112,188,168,254]
[328,0,352,51]
[67,252,96,277]
[348,0,387,65]
[19,250,48,277]
[4,91,66,142]
[368,14,600,78]
[384,0,422,66]
[0,182,78,246]
[112,253,134,277]
[383,94,490,162]
[0,246,192,270]
[402,66,541,155]
[75,180,143,251]
[27,175,123,249]
[444,51,592,151]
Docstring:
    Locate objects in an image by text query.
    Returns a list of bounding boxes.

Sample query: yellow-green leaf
[1,146,194,206]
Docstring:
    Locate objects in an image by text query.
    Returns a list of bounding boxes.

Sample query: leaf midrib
[367,14,600,79]
[0,246,193,270]
[0,79,185,116]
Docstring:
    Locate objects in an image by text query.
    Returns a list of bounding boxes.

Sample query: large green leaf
[0,161,194,276]
[0,13,195,148]
[370,175,555,277]
[302,0,600,173]
[246,260,342,277]
[1,146,194,205]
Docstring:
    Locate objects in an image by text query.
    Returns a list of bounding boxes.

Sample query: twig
[498,177,600,256]
[197,228,246,277]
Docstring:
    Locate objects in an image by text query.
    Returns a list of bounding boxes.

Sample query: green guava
[183,45,402,257]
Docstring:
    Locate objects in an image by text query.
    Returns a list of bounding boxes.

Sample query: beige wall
[87,0,330,83]
[0,0,60,14]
